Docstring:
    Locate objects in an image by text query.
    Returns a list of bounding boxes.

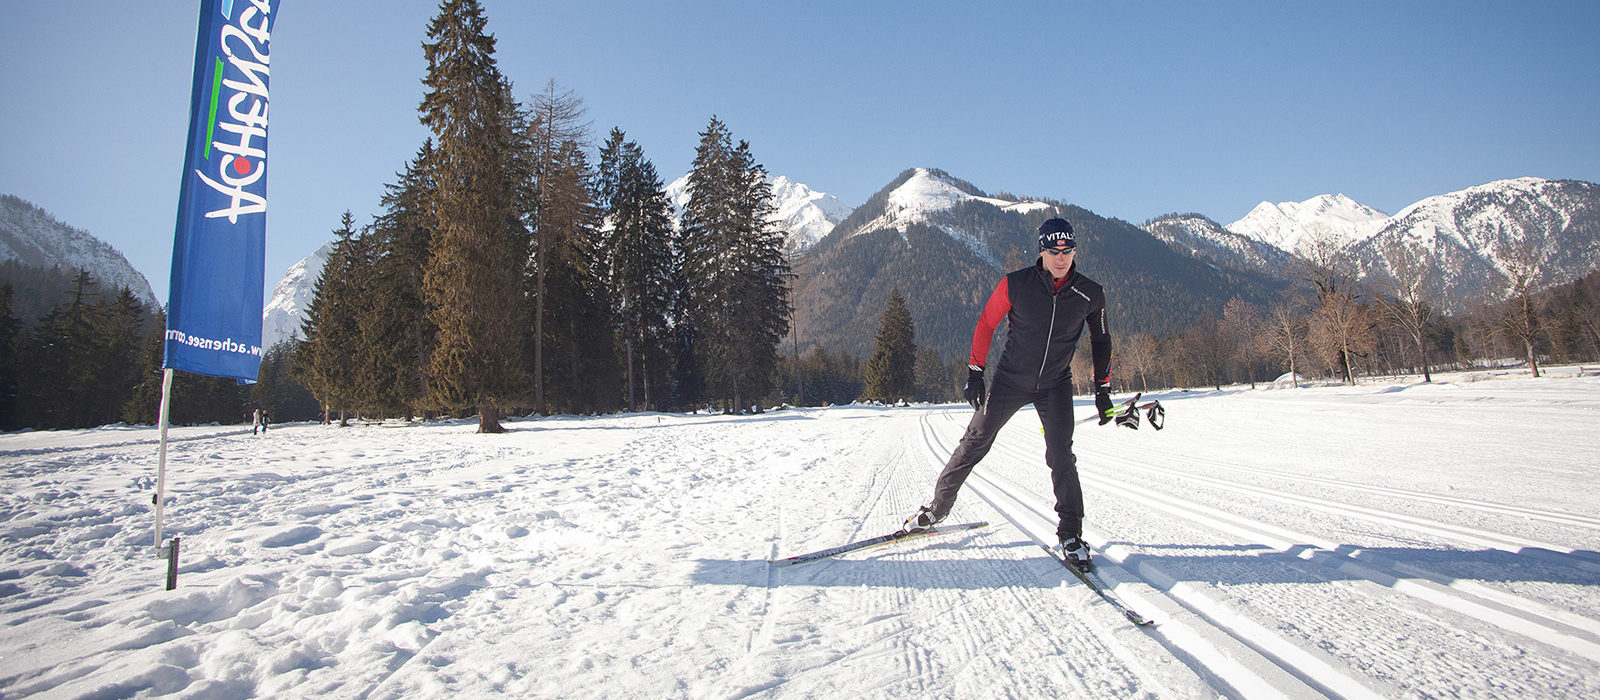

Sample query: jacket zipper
[1036,289,1058,390]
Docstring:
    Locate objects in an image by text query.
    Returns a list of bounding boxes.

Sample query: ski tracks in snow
[915,398,1600,698]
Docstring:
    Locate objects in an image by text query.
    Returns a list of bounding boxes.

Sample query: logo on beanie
[1038,218,1075,250]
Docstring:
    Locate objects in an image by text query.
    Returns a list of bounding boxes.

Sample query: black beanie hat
[1038,218,1075,251]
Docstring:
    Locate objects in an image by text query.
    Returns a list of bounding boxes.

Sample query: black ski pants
[928,378,1083,541]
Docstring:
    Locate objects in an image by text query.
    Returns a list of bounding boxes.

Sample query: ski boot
[901,505,940,534]
[1060,536,1094,573]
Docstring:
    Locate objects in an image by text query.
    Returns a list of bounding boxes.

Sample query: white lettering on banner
[197,168,267,221]
[226,91,268,129]
[165,329,263,357]
[204,2,272,223]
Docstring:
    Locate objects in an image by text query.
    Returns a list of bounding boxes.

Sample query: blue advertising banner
[164,0,280,381]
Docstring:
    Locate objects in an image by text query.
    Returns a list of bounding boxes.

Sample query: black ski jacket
[980,261,1111,393]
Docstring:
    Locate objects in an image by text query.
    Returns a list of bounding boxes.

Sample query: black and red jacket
[970,260,1111,393]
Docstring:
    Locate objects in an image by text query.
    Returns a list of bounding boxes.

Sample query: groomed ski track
[755,392,1600,698]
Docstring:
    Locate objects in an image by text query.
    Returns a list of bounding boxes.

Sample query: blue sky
[2,1,1597,302]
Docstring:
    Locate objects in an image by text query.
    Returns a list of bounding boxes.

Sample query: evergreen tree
[363,142,438,419]
[21,271,106,428]
[863,289,916,402]
[533,137,615,413]
[596,129,675,412]
[913,346,948,403]
[677,116,791,412]
[251,343,320,423]
[419,0,528,432]
[295,212,364,425]
[121,309,244,427]
[96,287,149,423]
[0,282,21,429]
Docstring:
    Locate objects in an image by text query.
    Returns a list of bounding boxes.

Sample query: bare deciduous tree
[1374,239,1440,382]
[1294,226,1369,384]
[1495,234,1548,377]
[1117,333,1159,393]
[1260,298,1306,387]
[1221,297,1264,388]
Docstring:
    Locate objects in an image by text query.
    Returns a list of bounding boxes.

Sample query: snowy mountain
[1143,212,1293,276]
[1353,178,1600,310]
[1226,193,1390,255]
[0,194,159,308]
[260,242,332,350]
[1144,178,1600,312]
[841,168,1055,268]
[665,173,852,254]
[793,168,1281,363]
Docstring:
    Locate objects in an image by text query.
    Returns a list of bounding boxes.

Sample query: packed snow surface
[3,368,1599,698]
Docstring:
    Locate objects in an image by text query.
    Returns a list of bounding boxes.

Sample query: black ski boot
[902,505,940,534]
[1060,536,1094,573]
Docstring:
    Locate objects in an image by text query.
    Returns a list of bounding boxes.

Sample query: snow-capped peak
[665,173,852,254]
[848,168,1052,267]
[882,168,1048,221]
[260,242,332,350]
[1227,193,1389,254]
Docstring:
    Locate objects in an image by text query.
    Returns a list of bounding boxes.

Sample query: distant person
[903,217,1114,572]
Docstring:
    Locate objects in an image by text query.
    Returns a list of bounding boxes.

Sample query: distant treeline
[0,267,313,431]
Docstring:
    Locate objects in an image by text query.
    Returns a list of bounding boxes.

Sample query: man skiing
[903,217,1114,572]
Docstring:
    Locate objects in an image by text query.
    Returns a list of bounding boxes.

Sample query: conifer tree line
[292,0,792,430]
[0,268,307,432]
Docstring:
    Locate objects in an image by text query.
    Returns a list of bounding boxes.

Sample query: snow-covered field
[3,367,1599,698]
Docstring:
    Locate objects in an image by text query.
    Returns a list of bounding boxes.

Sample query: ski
[1048,547,1154,626]
[769,521,990,567]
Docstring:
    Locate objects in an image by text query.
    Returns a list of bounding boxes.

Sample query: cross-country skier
[903,217,1114,572]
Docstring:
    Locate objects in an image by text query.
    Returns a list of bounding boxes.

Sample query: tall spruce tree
[864,289,916,402]
[419,0,528,432]
[295,212,364,425]
[596,128,675,411]
[362,143,439,419]
[677,116,791,412]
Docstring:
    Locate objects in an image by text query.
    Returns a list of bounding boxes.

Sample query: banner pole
[154,368,174,554]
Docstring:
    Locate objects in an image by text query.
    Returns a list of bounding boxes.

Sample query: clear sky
[2,1,1597,303]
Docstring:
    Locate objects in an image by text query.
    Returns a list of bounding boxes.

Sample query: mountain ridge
[0,194,160,309]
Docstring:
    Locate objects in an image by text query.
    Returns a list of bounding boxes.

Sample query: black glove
[1094,382,1115,425]
[964,365,986,410]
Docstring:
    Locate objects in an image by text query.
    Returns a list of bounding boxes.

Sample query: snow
[852,168,1054,268]
[1226,193,1389,254]
[0,194,159,309]
[260,242,332,351]
[664,174,851,254]
[3,368,1600,697]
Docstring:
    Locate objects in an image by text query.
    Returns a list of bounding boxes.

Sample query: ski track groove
[921,407,1600,696]
[910,412,1182,698]
[1076,444,1600,572]
[1072,460,1600,660]
[968,467,1386,699]
[1090,439,1600,531]
[915,409,1600,700]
